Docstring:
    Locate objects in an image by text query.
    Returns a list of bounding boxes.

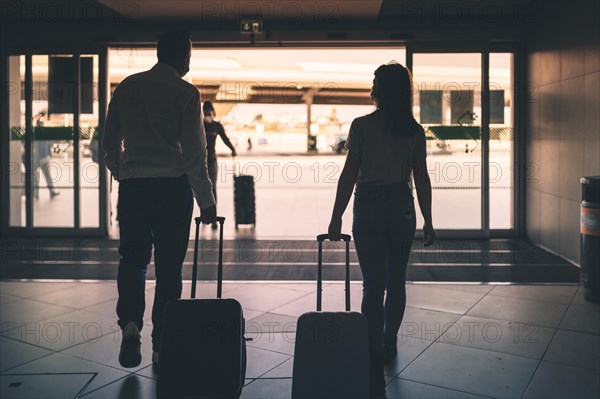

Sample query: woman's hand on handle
[423,223,436,247]
[328,217,342,241]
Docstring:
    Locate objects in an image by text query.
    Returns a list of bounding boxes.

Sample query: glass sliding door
[31,55,76,227]
[411,53,483,230]
[2,51,106,235]
[409,50,516,235]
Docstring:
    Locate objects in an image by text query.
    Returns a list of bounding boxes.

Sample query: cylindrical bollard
[580,176,600,303]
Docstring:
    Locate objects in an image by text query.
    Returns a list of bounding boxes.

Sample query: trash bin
[580,176,600,303]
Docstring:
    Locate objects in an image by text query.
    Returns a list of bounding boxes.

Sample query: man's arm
[180,91,216,211]
[103,89,122,180]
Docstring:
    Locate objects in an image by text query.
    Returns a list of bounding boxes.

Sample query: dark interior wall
[525,0,600,265]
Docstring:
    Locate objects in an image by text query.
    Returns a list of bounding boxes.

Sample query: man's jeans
[352,182,416,352]
[116,175,193,352]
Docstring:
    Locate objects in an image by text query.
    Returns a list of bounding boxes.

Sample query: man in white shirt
[103,30,216,368]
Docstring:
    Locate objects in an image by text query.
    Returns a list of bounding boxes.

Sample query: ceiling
[97,0,384,22]
[2,0,535,45]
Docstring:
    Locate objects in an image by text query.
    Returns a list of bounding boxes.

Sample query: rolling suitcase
[156,216,247,399]
[291,233,370,399]
[233,158,256,229]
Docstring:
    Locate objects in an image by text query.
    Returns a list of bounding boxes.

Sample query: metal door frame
[0,44,109,237]
[407,43,523,239]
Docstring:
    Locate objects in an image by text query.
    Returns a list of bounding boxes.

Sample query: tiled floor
[1,281,598,399]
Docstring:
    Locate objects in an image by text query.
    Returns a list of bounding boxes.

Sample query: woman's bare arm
[328,151,361,240]
[413,157,435,246]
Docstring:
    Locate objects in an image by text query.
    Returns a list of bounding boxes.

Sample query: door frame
[0,44,110,237]
[407,42,523,239]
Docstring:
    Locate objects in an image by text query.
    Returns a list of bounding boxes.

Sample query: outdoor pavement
[100,152,512,239]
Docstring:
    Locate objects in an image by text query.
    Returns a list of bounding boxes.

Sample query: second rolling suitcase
[233,158,256,229]
[156,216,247,399]
[291,233,370,399]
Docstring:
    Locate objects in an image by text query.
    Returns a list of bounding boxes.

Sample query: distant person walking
[202,100,236,229]
[32,111,60,199]
[33,140,59,199]
[103,30,217,368]
[328,62,435,399]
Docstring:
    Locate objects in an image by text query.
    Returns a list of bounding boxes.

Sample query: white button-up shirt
[103,63,215,209]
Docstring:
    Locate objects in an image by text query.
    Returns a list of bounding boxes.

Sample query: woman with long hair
[328,62,435,398]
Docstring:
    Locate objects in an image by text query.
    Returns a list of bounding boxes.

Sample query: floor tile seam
[73,371,101,399]
[396,341,542,399]
[461,288,567,329]
[246,341,294,357]
[0,348,58,375]
[430,336,552,362]
[386,338,437,380]
[46,328,121,353]
[260,291,317,314]
[0,332,74,354]
[537,356,600,371]
[518,287,577,399]
[521,291,600,388]
[253,377,292,380]
[9,296,92,313]
[554,326,600,336]
[9,304,119,329]
[387,375,497,398]
[439,312,561,331]
[55,350,149,377]
[76,297,122,313]
[0,284,77,300]
[252,356,294,380]
[485,292,583,307]
[77,370,152,397]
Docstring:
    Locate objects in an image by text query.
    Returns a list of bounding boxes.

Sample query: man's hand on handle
[200,205,217,224]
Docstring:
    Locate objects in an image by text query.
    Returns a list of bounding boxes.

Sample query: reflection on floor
[1,281,598,399]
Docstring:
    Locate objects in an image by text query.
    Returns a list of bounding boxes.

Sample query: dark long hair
[371,61,420,136]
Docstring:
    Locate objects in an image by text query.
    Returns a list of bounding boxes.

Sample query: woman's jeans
[352,182,417,352]
[116,175,193,352]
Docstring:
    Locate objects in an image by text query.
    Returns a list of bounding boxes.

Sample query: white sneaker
[119,322,141,368]
[152,351,160,364]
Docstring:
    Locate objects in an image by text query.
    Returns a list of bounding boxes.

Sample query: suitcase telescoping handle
[316,234,352,312]
[191,216,225,299]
